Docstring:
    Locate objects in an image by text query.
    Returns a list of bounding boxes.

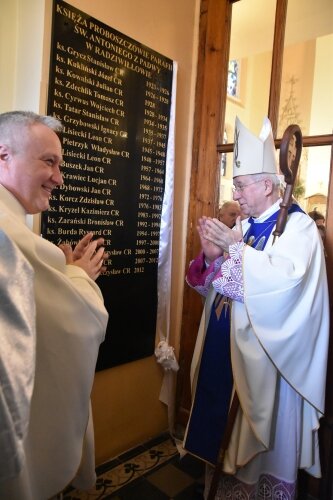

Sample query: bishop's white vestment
[184,201,329,498]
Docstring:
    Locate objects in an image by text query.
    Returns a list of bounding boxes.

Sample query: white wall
[0,0,46,111]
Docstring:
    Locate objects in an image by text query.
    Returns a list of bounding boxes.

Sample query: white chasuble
[227,211,328,477]
[187,204,328,488]
[0,185,109,499]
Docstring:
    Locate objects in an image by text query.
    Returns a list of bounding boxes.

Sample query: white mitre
[233,116,278,177]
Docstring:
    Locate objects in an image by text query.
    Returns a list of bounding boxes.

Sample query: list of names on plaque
[42,0,173,369]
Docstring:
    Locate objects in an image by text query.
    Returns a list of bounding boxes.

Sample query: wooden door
[175,0,233,429]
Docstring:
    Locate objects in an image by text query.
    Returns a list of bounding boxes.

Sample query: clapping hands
[198,216,242,262]
[59,232,108,280]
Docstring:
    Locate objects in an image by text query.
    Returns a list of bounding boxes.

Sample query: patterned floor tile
[63,435,179,499]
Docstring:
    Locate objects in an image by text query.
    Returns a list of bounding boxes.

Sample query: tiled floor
[63,433,205,499]
[61,433,323,499]
[61,433,321,499]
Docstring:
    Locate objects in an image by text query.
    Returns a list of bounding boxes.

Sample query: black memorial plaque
[42,0,173,370]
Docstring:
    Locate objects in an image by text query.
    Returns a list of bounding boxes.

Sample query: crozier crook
[273,124,303,243]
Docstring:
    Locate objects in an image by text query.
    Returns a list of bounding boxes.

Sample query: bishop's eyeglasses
[232,180,264,193]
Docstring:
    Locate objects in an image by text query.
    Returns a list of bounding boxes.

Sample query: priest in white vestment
[183,117,329,499]
[0,111,109,499]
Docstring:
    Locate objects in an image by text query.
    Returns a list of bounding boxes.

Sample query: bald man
[218,200,241,228]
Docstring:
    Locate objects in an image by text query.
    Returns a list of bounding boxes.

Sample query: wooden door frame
[175,0,234,428]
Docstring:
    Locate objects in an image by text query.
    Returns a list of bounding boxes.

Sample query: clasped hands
[198,216,242,264]
[59,232,108,280]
